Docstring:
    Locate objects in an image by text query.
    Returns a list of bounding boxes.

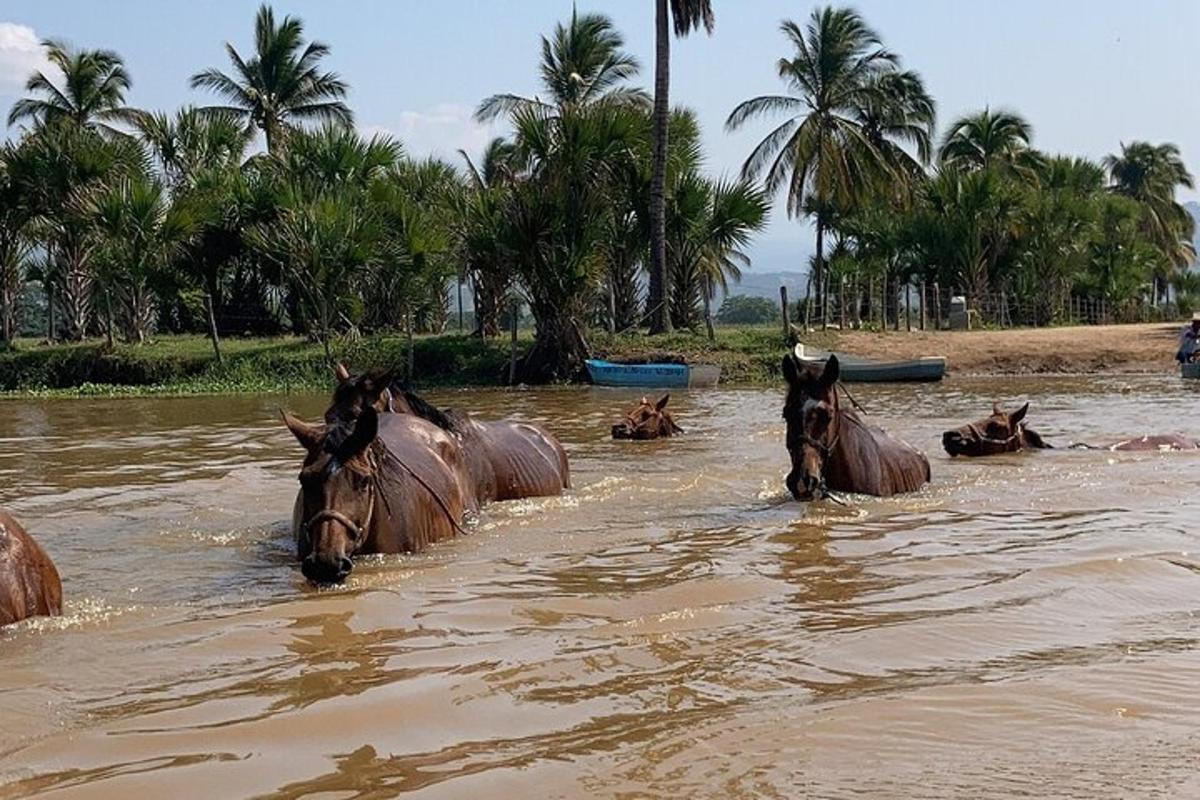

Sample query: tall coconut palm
[726,7,909,312]
[7,40,137,135]
[1103,141,1196,275]
[475,8,646,121]
[852,69,936,189]
[938,108,1037,174]
[190,4,352,153]
[648,0,714,335]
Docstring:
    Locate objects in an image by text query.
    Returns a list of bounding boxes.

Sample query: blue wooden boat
[585,359,721,388]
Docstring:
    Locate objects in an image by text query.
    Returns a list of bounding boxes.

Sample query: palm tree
[90,175,195,343]
[475,8,646,121]
[853,69,936,189]
[190,4,352,153]
[134,107,252,190]
[459,137,520,337]
[648,0,715,335]
[1103,141,1196,282]
[725,7,910,313]
[7,40,137,136]
[248,187,381,362]
[0,144,34,344]
[666,174,769,337]
[938,108,1037,174]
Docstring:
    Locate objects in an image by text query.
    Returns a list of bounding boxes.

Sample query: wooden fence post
[780,285,790,337]
[919,282,927,331]
[905,283,912,332]
[839,275,847,330]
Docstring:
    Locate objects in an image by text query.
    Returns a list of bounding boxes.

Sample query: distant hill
[716,271,808,304]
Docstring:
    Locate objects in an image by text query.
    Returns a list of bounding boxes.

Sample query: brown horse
[945,402,1200,454]
[942,403,1052,457]
[782,354,930,499]
[611,394,683,440]
[329,365,569,504]
[283,390,476,585]
[0,508,63,626]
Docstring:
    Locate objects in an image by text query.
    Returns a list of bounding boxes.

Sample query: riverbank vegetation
[0,4,1194,388]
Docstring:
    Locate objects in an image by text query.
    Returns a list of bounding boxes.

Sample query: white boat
[793,344,946,383]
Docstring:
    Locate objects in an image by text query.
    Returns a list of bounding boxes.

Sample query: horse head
[284,391,386,585]
[781,353,841,500]
[942,402,1049,457]
[327,363,395,424]
[611,394,683,440]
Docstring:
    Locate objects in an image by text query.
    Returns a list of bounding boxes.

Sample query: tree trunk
[813,216,826,320]
[45,280,55,342]
[205,292,223,367]
[518,301,591,384]
[0,281,11,346]
[647,0,672,335]
[104,289,114,349]
[405,308,415,381]
[703,281,715,342]
[457,277,464,333]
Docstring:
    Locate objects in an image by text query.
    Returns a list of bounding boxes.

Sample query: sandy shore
[823,322,1187,375]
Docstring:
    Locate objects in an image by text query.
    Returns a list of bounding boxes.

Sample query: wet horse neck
[824,407,929,496]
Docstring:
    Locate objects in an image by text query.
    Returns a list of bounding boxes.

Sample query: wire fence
[783,278,1185,333]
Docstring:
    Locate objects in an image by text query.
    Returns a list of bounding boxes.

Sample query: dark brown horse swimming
[283,385,476,585]
[943,403,1051,457]
[0,508,63,626]
[611,394,683,440]
[782,354,930,499]
[329,365,570,504]
[944,402,1200,454]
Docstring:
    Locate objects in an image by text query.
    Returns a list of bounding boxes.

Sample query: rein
[376,442,472,537]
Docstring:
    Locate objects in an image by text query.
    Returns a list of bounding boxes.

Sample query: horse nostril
[338,557,354,576]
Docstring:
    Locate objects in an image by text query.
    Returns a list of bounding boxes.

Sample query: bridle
[305,448,379,543]
[964,421,1023,451]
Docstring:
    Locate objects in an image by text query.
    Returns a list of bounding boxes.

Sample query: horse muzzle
[301,553,354,585]
[942,430,964,456]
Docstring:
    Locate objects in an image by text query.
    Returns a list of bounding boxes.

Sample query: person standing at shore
[1176,315,1200,363]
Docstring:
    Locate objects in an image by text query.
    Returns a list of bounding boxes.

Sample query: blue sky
[2,1,1197,272]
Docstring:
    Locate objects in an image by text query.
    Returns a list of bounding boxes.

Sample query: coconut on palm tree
[648,0,715,335]
[726,6,928,317]
[190,4,352,153]
[7,40,137,136]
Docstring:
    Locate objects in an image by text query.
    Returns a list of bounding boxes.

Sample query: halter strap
[966,421,1023,449]
[307,484,376,541]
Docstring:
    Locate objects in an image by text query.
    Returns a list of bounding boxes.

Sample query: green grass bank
[0,326,795,396]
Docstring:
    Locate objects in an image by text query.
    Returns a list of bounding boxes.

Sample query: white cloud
[0,22,51,93]
[362,103,496,163]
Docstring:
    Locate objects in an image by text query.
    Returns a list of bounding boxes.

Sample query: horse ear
[334,362,351,384]
[992,402,1002,417]
[656,394,670,411]
[1010,402,1029,425]
[281,410,323,451]
[820,355,840,389]
[781,354,800,386]
[336,407,379,462]
[640,395,650,406]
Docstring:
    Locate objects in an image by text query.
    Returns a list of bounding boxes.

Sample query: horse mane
[386,378,460,433]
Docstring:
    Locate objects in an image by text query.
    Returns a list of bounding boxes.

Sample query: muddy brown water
[1,377,1199,799]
